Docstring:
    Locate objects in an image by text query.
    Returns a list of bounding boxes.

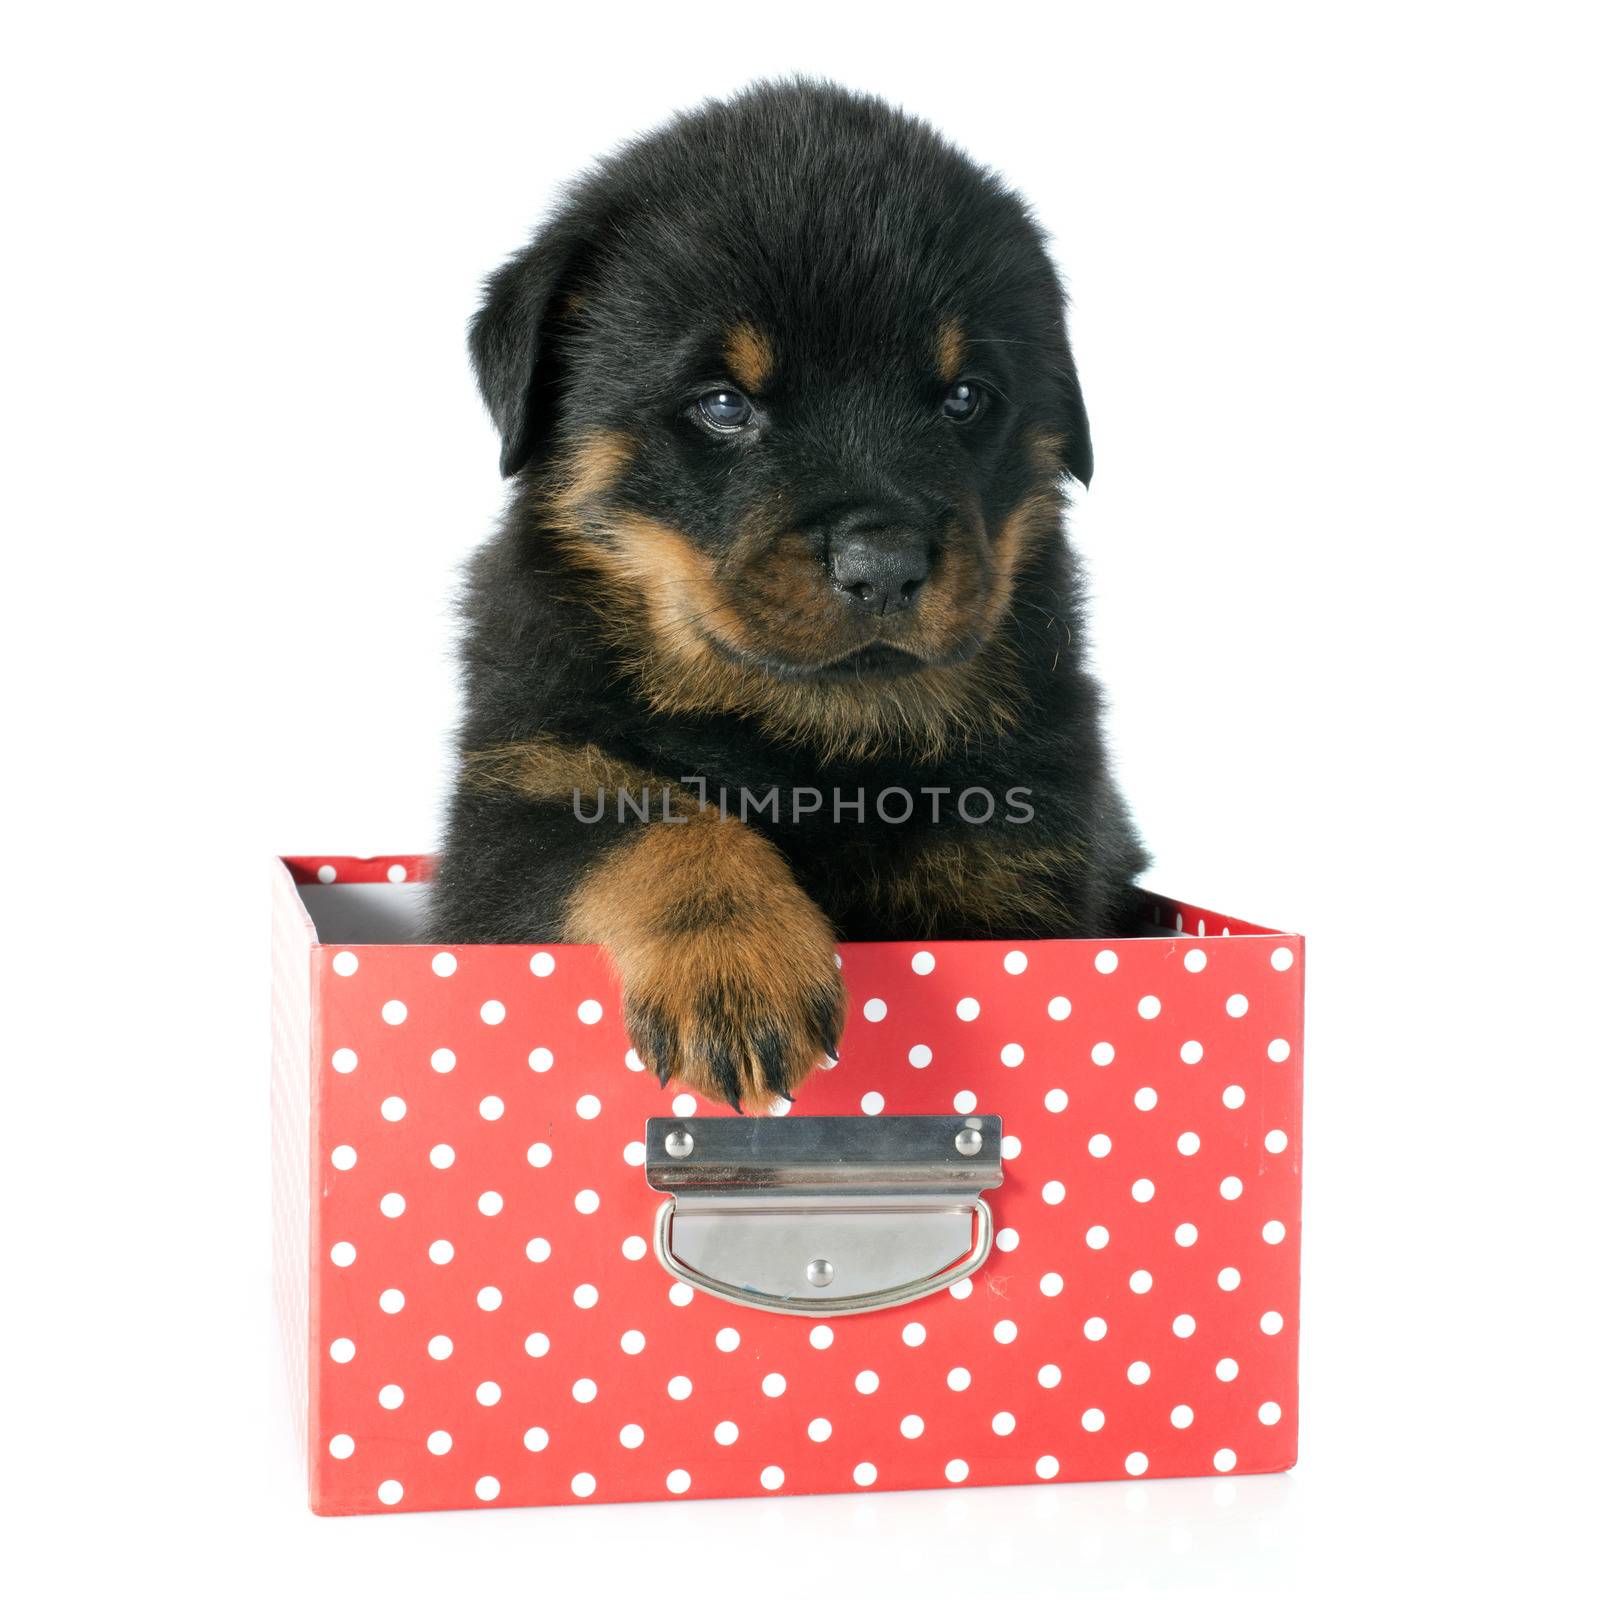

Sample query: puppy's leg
[564,802,844,1111]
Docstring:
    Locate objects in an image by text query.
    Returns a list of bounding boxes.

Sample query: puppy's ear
[1056,346,1094,487]
[469,216,588,478]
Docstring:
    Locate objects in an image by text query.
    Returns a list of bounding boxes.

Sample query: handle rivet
[665,1129,694,1159]
[806,1257,835,1287]
[955,1127,983,1157]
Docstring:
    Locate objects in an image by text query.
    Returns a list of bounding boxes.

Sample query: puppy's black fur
[429,81,1147,1109]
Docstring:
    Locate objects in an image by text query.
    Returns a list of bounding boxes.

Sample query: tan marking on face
[936,319,967,385]
[724,323,775,393]
[548,429,635,519]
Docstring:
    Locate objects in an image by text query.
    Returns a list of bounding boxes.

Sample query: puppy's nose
[828,522,931,615]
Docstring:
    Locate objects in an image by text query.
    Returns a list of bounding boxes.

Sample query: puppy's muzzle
[827,512,933,616]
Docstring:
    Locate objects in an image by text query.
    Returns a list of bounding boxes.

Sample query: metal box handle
[644,1114,1004,1317]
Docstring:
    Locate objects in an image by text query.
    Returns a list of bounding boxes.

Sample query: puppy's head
[472,81,1091,696]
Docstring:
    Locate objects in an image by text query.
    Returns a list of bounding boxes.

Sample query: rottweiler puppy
[428,80,1148,1110]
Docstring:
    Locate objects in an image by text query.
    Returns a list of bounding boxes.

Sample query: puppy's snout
[828,516,932,616]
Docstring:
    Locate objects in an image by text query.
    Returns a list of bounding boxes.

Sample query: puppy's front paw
[622,933,844,1112]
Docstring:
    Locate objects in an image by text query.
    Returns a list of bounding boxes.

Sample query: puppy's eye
[941,380,986,423]
[696,389,755,432]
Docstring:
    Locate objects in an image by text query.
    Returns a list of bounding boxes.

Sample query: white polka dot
[1038,1363,1063,1388]
[317,865,337,884]
[331,951,358,976]
[769,1097,791,1117]
[431,1048,456,1073]
[1171,1404,1194,1429]
[1036,1455,1060,1480]
[862,997,887,1022]
[1180,1040,1204,1064]
[476,1381,501,1406]
[1173,1313,1197,1338]
[474,1475,500,1501]
[715,1327,740,1352]
[624,1049,644,1073]
[1040,1271,1064,1297]
[1090,1041,1116,1067]
[1000,1043,1025,1068]
[574,1189,599,1214]
[330,1241,356,1267]
[1088,1133,1112,1158]
[1225,993,1249,1017]
[671,1093,697,1116]
[619,1423,644,1449]
[1271,946,1295,971]
[1175,1222,1198,1247]
[1083,1317,1107,1341]
[948,1278,973,1300]
[668,1283,693,1307]
[1047,995,1072,1020]
[328,1433,354,1458]
[1134,1087,1158,1111]
[525,1237,550,1263]
[379,1288,404,1314]
[474,1096,503,1122]
[1137,995,1161,1019]
[527,1141,554,1169]
[524,1427,549,1452]
[946,1366,971,1391]
[1216,1358,1239,1381]
[1263,1220,1287,1244]
[860,1090,885,1115]
[807,1417,832,1441]
[330,1144,357,1171]
[902,1321,926,1347]
[944,1459,969,1484]
[1042,1180,1066,1206]
[956,997,980,1021]
[854,1461,879,1487]
[892,1413,922,1442]
[573,1283,599,1309]
[428,1238,454,1264]
[1044,1088,1068,1113]
[911,950,936,974]
[1268,1038,1292,1062]
[379,1192,405,1217]
[991,1410,1016,1436]
[478,1190,503,1216]
[431,951,456,977]
[1001,1134,1022,1159]
[530,951,556,977]
[1095,949,1119,973]
[387,864,408,883]
[1125,1452,1148,1477]
[760,1465,785,1490]
[1086,1226,1110,1250]
[953,1090,977,1113]
[577,999,603,1025]
[1261,1310,1285,1335]
[1184,948,1207,972]
[329,1337,355,1363]
[1177,1131,1201,1156]
[331,1048,357,1074]
[1081,1408,1105,1432]
[576,1093,602,1120]
[1127,1361,1151,1385]
[1130,1269,1153,1295]
[479,999,505,1025]
[994,1230,1020,1257]
[571,1473,596,1498]
[908,1044,933,1069]
[1004,949,1029,974]
[809,1325,833,1350]
[1214,1448,1237,1473]
[1219,1176,1244,1201]
[668,1376,693,1400]
[1217,1266,1241,1291]
[762,1372,787,1397]
[993,1319,1018,1345]
[1131,1178,1155,1203]
[1222,1084,1246,1110]
[529,1047,553,1073]
[855,1369,879,1394]
[378,1384,404,1409]
[377,1479,403,1505]
[713,1419,739,1446]
[429,1144,455,1170]
[1265,1128,1289,1153]
[622,1234,647,1261]
[624,1141,646,1167]
[620,1329,646,1355]
[428,1335,453,1359]
[1259,1400,1283,1424]
[380,1096,406,1122]
[571,1377,597,1403]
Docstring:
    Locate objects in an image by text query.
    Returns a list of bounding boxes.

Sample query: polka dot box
[272,854,1304,1515]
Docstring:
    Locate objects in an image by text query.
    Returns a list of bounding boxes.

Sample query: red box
[272,854,1304,1514]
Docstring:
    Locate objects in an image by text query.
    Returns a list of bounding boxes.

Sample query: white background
[5,3,1597,1594]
